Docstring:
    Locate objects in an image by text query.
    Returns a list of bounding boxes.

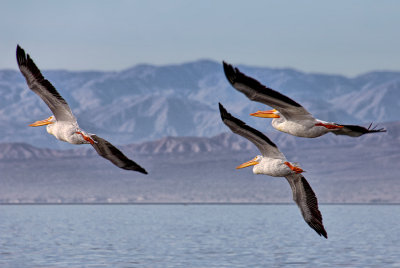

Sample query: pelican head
[236,155,262,169]
[29,115,56,135]
[250,109,280,118]
[29,115,55,127]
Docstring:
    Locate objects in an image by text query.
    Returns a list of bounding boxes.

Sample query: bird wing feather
[16,45,76,122]
[285,174,327,238]
[219,103,285,159]
[332,123,386,137]
[90,135,147,174]
[223,61,313,120]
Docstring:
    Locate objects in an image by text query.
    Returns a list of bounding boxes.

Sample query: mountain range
[1,60,399,148]
[1,121,399,204]
[1,60,399,204]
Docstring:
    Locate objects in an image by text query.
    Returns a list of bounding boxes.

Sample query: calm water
[0,204,399,267]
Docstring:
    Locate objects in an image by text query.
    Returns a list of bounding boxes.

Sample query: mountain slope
[0,121,398,204]
[1,60,399,148]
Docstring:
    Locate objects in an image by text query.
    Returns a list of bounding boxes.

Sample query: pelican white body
[272,118,330,138]
[46,121,91,144]
[252,157,294,177]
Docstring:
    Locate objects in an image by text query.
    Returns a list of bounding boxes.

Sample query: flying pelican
[223,62,386,138]
[219,103,327,238]
[16,45,147,174]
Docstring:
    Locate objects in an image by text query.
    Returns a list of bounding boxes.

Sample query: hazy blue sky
[1,0,400,76]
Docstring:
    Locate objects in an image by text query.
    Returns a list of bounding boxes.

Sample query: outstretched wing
[219,103,285,159]
[332,123,386,137]
[91,135,147,174]
[16,45,76,122]
[223,61,313,120]
[285,174,327,238]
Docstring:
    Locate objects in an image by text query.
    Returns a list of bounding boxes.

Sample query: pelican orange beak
[29,116,54,127]
[250,109,280,118]
[236,157,259,169]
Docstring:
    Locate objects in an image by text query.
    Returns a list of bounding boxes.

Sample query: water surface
[0,204,399,267]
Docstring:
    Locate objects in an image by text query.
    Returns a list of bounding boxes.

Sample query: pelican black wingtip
[222,61,237,85]
[367,123,387,133]
[218,102,229,120]
[16,45,26,64]
[320,228,328,239]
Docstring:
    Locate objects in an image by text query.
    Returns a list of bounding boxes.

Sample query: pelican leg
[75,131,95,144]
[284,162,304,174]
[315,123,344,129]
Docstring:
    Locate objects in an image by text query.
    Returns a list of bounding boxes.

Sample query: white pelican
[219,103,327,238]
[16,45,147,174]
[223,62,386,138]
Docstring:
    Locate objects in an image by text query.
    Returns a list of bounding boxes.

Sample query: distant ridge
[0,143,75,160]
[1,121,397,160]
[1,122,399,204]
[0,133,252,160]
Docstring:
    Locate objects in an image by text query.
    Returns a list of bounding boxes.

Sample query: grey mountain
[1,121,398,204]
[0,60,398,149]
